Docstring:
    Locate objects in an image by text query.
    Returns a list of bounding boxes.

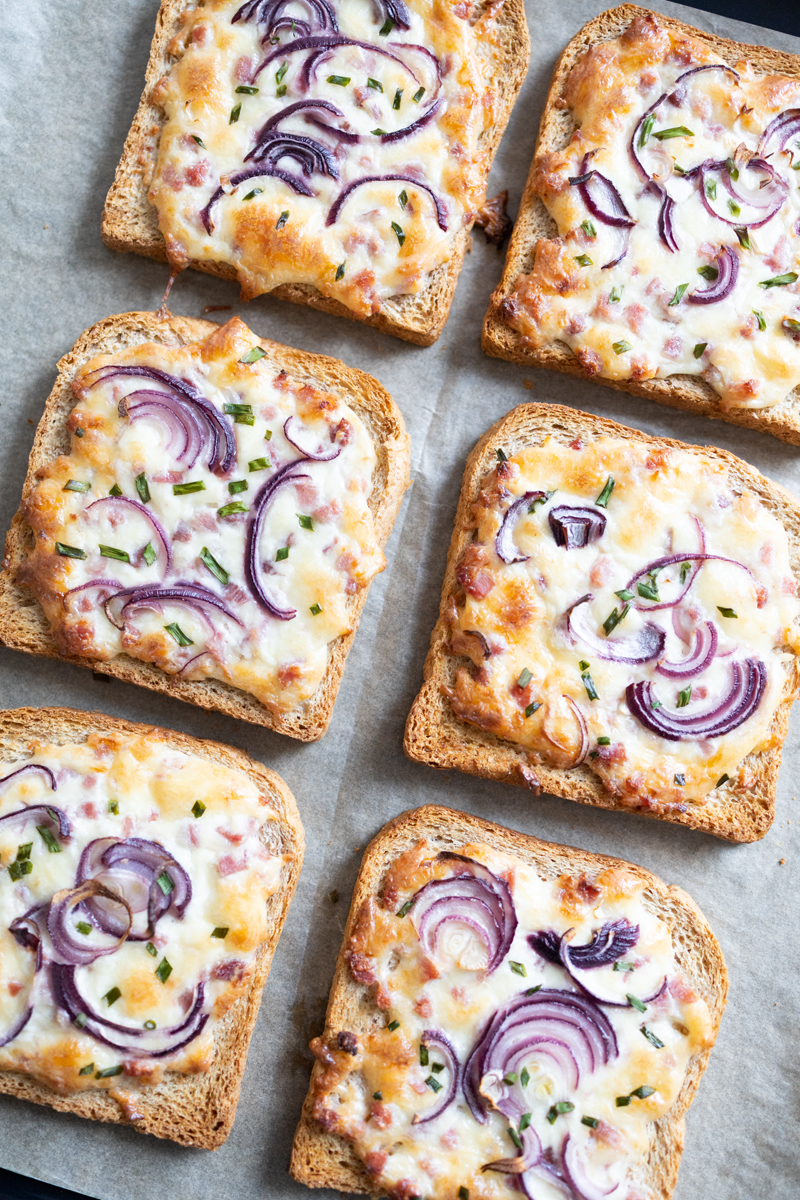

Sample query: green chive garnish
[164,622,193,647]
[310,603,323,616]
[547,1101,574,1123]
[637,580,659,602]
[276,546,289,561]
[735,227,751,250]
[517,667,532,688]
[458,1189,469,1200]
[109,483,123,496]
[230,103,241,123]
[248,457,270,472]
[509,961,526,976]
[276,210,290,230]
[142,542,156,567]
[391,221,405,245]
[36,825,61,853]
[752,310,766,331]
[199,546,229,585]
[503,1072,518,1085]
[525,985,542,996]
[520,1067,530,1088]
[582,1115,600,1128]
[229,479,248,494]
[99,545,130,562]
[264,429,272,440]
[275,62,288,84]
[632,1085,655,1099]
[172,480,205,495]
[692,343,707,360]
[146,942,157,957]
[609,286,622,302]
[653,126,694,140]
[388,1020,400,1031]
[379,17,394,34]
[240,346,267,364]
[157,871,174,896]
[507,1125,523,1149]
[211,927,229,938]
[595,476,615,507]
[717,773,729,786]
[75,921,92,935]
[717,606,737,618]
[192,799,206,819]
[525,701,541,718]
[581,219,596,239]
[327,74,351,86]
[155,958,173,984]
[397,899,413,917]
[582,670,598,701]
[104,987,121,1006]
[420,1043,429,1066]
[373,1091,383,1100]
[676,686,692,708]
[613,961,635,972]
[367,77,383,91]
[669,283,688,306]
[394,88,403,109]
[8,860,32,880]
[727,199,741,217]
[74,1013,88,1028]
[298,513,314,530]
[135,473,150,503]
[79,1063,95,1075]
[615,588,634,601]
[412,86,425,102]
[603,603,629,635]
[64,479,91,493]
[218,501,248,517]
[16,843,32,862]
[705,180,717,201]
[96,1064,124,1079]
[574,253,593,267]
[191,135,205,148]
[784,319,800,336]
[496,448,507,461]
[760,273,798,288]
[74,427,85,437]
[627,993,646,1013]
[144,1020,157,1030]
[236,85,259,94]
[55,543,86,560]
[398,188,408,208]
[641,1025,665,1048]
[335,261,346,280]
[638,113,655,147]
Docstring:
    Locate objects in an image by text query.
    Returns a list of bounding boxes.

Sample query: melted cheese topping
[503,13,800,409]
[0,731,286,1095]
[312,841,714,1200]
[20,318,384,714]
[149,0,497,316]
[447,437,800,807]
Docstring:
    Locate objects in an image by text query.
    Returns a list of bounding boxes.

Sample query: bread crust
[404,402,800,842]
[482,3,800,444]
[289,803,728,1195]
[101,0,531,346]
[0,310,410,738]
[0,704,305,1148]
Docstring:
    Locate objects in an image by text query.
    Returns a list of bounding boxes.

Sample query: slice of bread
[0,311,410,739]
[0,704,304,1148]
[482,4,800,444]
[101,0,530,346]
[290,802,727,1196]
[404,403,800,842]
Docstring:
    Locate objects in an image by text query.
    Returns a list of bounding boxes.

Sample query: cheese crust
[502,13,800,410]
[0,730,286,1097]
[19,317,384,715]
[148,0,500,315]
[310,839,714,1200]
[445,436,800,809]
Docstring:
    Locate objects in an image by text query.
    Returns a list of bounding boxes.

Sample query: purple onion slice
[656,620,717,679]
[283,415,343,461]
[9,905,47,963]
[600,224,631,271]
[0,763,57,798]
[483,1125,542,1176]
[254,35,422,86]
[411,1029,460,1125]
[495,492,548,564]
[255,98,357,144]
[627,657,766,741]
[244,130,339,178]
[86,497,171,575]
[571,167,635,229]
[201,165,314,234]
[566,594,665,665]
[559,927,665,1008]
[245,462,311,619]
[562,1134,623,1200]
[232,0,338,40]
[0,802,69,843]
[121,388,205,468]
[528,929,562,964]
[699,160,787,228]
[47,880,133,967]
[327,175,447,231]
[375,0,411,29]
[688,244,739,304]
[628,551,753,610]
[0,1005,33,1050]
[549,507,606,550]
[521,1160,574,1200]
[78,837,192,940]
[564,919,639,969]
[758,108,800,158]
[658,191,679,253]
[630,65,740,182]
[380,98,442,143]
[103,582,243,633]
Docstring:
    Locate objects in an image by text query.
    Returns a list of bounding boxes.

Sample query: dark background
[0,0,796,1198]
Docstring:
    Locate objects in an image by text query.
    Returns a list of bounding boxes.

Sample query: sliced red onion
[232,0,338,40]
[658,191,679,253]
[699,160,786,228]
[63,579,120,610]
[201,164,314,234]
[571,167,634,229]
[483,1125,542,1176]
[283,415,343,461]
[411,1030,460,1125]
[244,130,339,178]
[627,657,766,741]
[495,492,548,564]
[600,224,630,270]
[47,880,133,966]
[103,582,243,632]
[563,920,639,969]
[245,462,311,619]
[528,929,562,964]
[656,620,717,679]
[380,98,442,143]
[9,905,46,963]
[688,244,739,304]
[78,837,192,940]
[521,1160,574,1200]
[630,65,740,182]
[257,98,358,144]
[122,389,205,468]
[408,852,516,975]
[549,507,606,550]
[562,1134,622,1200]
[566,594,664,665]
[759,108,800,158]
[0,763,58,799]
[0,803,69,843]
[0,1005,33,1049]
[50,963,209,1059]
[86,497,171,575]
[327,175,447,231]
[628,551,753,610]
[254,35,421,86]
[376,0,410,29]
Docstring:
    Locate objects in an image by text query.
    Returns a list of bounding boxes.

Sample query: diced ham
[217,828,244,845]
[783,576,797,596]
[234,55,256,83]
[313,498,343,523]
[624,303,647,336]
[80,801,97,818]
[212,959,247,982]
[218,854,247,876]
[414,997,432,1018]
[663,334,683,360]
[173,521,192,542]
[567,313,589,335]
[185,159,209,188]
[764,236,791,274]
[597,742,626,762]
[740,314,758,339]
[364,1152,388,1176]
[371,1102,392,1129]
[8,981,22,997]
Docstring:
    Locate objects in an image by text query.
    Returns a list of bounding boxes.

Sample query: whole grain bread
[290,802,727,1196]
[482,4,800,445]
[404,403,800,842]
[0,704,305,1148]
[0,310,410,738]
[101,0,531,346]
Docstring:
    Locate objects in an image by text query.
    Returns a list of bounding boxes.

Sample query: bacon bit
[669,975,697,1003]
[348,951,378,986]
[569,438,582,450]
[456,544,495,600]
[225,582,248,605]
[663,334,683,360]
[152,470,183,484]
[217,854,247,876]
[337,1031,358,1055]
[593,1119,625,1148]
[440,1128,459,1149]
[371,1101,393,1128]
[450,689,504,732]
[474,190,512,248]
[739,314,758,339]
[120,1059,159,1079]
[313,498,343,523]
[567,313,590,336]
[187,823,200,847]
[212,958,247,983]
[519,765,542,793]
[597,742,626,763]
[630,354,654,382]
[161,162,184,193]
[592,293,615,320]
[8,982,22,997]
[420,956,440,981]
[294,481,319,508]
[589,555,614,586]
[764,235,791,275]
[375,985,393,1010]
[217,828,244,845]
[80,800,98,818]
[122,816,135,837]
[277,662,304,688]
[574,346,602,375]
[312,1100,341,1134]
[624,304,647,336]
[759,543,776,566]
[782,576,797,596]
[234,55,256,83]
[414,996,432,1018]
[363,1151,388,1176]
[755,586,768,608]
[638,68,658,93]
[185,160,210,188]
[191,21,210,44]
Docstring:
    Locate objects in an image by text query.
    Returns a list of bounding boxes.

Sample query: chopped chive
[211,926,229,938]
[144,1020,157,1030]
[412,85,425,102]
[397,899,413,917]
[615,588,634,602]
[218,501,248,517]
[228,479,249,494]
[142,542,157,567]
[371,126,387,135]
[579,660,589,671]
[276,546,289,561]
[276,210,290,230]
[393,88,403,109]
[613,961,635,972]
[104,987,121,1007]
[507,1126,523,1149]
[669,283,688,306]
[99,544,130,563]
[674,773,685,786]
[727,199,741,217]
[760,272,798,288]
[525,701,541,718]
[603,603,629,635]
[751,310,764,332]
[157,871,174,896]
[388,1020,400,1031]
[366,77,383,91]
[612,340,631,355]
[458,1189,469,1200]
[650,699,663,709]
[637,580,659,602]
[75,427,85,437]
[420,1043,429,1066]
[248,457,270,472]
[298,513,314,530]
[264,429,273,441]
[717,606,738,618]
[398,188,408,208]
[146,942,157,957]
[191,135,205,148]
[582,1115,600,1128]
[653,126,694,140]
[784,318,800,336]
[135,473,151,503]
[509,961,526,976]
[109,483,123,496]
[199,546,229,585]
[96,1064,124,1079]
[36,825,61,853]
[697,265,719,281]
[693,342,707,359]
[63,479,91,493]
[75,921,92,935]
[275,61,288,84]
[503,1072,518,1085]
[192,799,206,819]
[574,253,593,267]
[517,667,532,688]
[547,1101,574,1123]
[676,686,692,708]
[155,958,173,984]
[79,1063,95,1076]
[310,603,323,616]
[327,74,351,86]
[638,113,655,147]
[616,1094,631,1107]
[373,1091,383,1100]
[627,993,647,1013]
[717,773,730,787]
[224,401,253,415]
[525,985,542,996]
[596,476,615,507]
[673,163,686,175]
[164,622,193,647]
[520,1067,530,1088]
[55,542,86,560]
[529,491,553,512]
[335,261,346,280]
[379,17,394,34]
[229,103,242,123]
[391,221,405,246]
[581,219,597,239]
[276,85,287,98]
[235,85,259,94]
[8,860,32,880]
[16,843,32,862]
[735,227,751,250]
[582,670,598,701]
[705,179,717,200]
[496,448,508,461]
[240,346,267,364]
[632,1085,656,1100]
[609,286,622,302]
[641,1025,665,1049]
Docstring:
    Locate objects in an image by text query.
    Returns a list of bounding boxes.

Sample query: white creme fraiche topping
[20,319,385,714]
[0,732,284,1094]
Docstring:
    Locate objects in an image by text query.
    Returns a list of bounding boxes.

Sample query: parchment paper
[0,1,798,1196]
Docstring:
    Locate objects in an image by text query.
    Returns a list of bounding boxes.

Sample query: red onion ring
[656,620,717,679]
[411,1029,461,1125]
[759,108,800,158]
[549,507,606,550]
[628,550,753,610]
[495,492,548,564]
[600,224,631,270]
[327,174,447,230]
[566,594,665,665]
[255,98,358,145]
[0,763,58,800]
[78,837,192,940]
[245,462,311,619]
[103,582,243,633]
[233,0,338,41]
[380,98,442,143]
[688,244,739,304]
[283,415,343,461]
[123,390,205,468]
[47,880,133,967]
[627,657,766,740]
[562,1134,623,1200]
[0,1005,33,1049]
[699,160,787,228]
[254,35,422,87]
[571,167,635,229]
[630,64,740,182]
[0,803,69,842]
[657,190,679,253]
[86,497,171,575]
[201,164,314,234]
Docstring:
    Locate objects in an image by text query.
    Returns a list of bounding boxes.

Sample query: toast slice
[290,803,727,1196]
[0,310,410,738]
[482,4,800,444]
[101,0,530,347]
[404,403,800,842]
[0,704,304,1148]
